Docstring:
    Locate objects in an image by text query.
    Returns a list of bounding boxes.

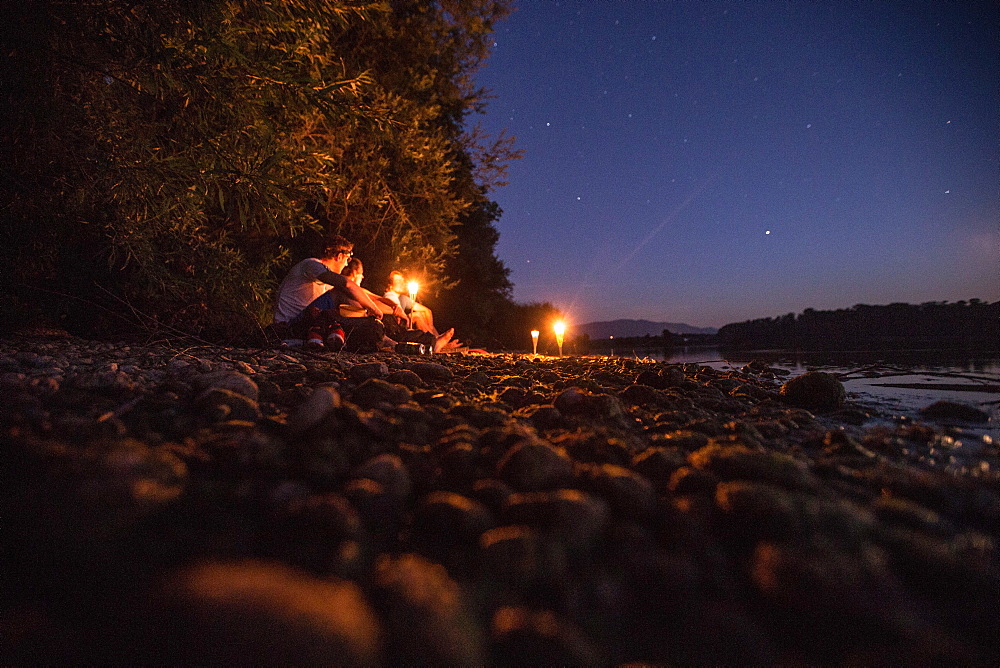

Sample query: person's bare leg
[432,328,455,352]
[410,304,438,336]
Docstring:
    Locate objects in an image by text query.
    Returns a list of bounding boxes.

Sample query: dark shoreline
[2,334,999,664]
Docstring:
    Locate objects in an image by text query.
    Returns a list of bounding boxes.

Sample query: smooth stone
[163,560,381,665]
[779,371,846,410]
[406,362,454,382]
[351,378,412,408]
[286,386,342,434]
[348,362,389,382]
[352,453,412,499]
[386,369,425,388]
[919,400,990,423]
[373,553,485,665]
[193,370,260,401]
[195,387,262,423]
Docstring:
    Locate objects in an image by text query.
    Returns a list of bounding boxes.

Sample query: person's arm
[369,290,412,325]
[369,291,407,317]
[317,270,383,319]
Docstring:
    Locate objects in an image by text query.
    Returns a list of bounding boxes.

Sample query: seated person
[384,271,443,337]
[340,259,459,353]
[385,270,468,352]
[338,258,407,321]
[272,235,386,351]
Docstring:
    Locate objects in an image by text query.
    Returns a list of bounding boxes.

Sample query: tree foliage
[716,300,1000,351]
[0,0,518,341]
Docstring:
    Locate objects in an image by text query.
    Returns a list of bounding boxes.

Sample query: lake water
[605,347,1000,441]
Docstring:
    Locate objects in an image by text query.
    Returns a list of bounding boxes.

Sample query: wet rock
[779,371,846,410]
[918,400,990,423]
[161,560,380,665]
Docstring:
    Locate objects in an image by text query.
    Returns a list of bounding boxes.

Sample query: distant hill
[577,319,717,339]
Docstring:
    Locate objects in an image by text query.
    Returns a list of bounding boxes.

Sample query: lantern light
[553,320,566,356]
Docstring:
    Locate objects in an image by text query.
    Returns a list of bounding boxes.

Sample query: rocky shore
[2,333,999,664]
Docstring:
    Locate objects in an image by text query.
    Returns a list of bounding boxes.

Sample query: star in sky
[474,1,1000,327]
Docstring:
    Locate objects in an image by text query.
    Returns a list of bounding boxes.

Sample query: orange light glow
[553,321,566,356]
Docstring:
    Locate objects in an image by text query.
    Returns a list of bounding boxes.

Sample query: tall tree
[0,0,517,341]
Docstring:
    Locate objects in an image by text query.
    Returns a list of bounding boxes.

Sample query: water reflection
[607,347,1000,439]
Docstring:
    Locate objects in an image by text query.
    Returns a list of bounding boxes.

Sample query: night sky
[473,1,999,329]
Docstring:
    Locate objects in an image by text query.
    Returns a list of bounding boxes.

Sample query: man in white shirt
[273,236,385,350]
[273,236,383,325]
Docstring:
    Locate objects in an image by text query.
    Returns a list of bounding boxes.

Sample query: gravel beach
[2,333,999,664]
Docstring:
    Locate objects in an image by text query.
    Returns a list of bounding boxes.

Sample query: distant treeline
[716,300,999,351]
[581,331,717,353]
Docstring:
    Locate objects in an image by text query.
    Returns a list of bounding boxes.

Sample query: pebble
[162,560,381,664]
[779,371,846,410]
[193,370,260,401]
[919,400,990,423]
[286,385,341,434]
[350,378,412,408]
[2,335,998,666]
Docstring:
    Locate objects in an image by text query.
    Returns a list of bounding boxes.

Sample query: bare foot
[433,328,455,352]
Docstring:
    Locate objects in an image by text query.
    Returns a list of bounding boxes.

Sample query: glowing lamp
[530,330,540,355]
[407,280,419,302]
[553,320,566,356]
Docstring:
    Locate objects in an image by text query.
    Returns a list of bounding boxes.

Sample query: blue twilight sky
[471,0,999,329]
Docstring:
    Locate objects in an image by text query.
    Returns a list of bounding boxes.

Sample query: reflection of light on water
[610,347,1000,440]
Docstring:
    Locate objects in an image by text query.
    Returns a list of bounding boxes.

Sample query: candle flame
[553,321,565,337]
[406,280,419,298]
